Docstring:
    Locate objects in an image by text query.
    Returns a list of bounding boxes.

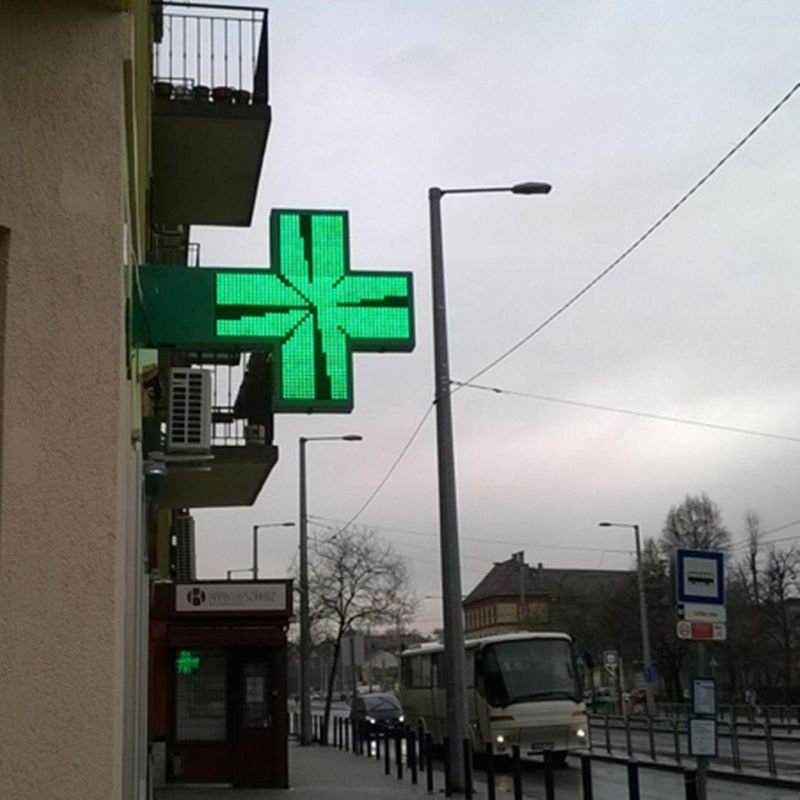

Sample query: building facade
[0,2,277,798]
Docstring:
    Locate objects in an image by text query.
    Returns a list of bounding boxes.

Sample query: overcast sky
[194,1,800,632]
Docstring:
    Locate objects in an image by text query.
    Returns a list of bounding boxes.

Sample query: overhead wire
[309,514,633,556]
[459,81,800,388]
[452,380,800,444]
[339,81,800,531]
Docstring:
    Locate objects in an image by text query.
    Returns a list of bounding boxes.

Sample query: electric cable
[460,81,800,388]
[453,380,800,444]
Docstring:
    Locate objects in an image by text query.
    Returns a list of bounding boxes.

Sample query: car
[350,692,404,737]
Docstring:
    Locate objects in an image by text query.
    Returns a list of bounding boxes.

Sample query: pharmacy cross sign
[133,209,415,413]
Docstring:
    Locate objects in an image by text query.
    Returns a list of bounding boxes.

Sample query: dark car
[350,692,404,736]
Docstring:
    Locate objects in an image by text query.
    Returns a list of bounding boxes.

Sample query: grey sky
[195,1,800,631]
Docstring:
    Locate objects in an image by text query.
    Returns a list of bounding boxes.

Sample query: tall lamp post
[299,433,362,746]
[252,521,295,580]
[599,521,657,717]
[429,181,551,786]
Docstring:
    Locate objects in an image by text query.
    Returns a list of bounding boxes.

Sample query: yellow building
[0,2,275,797]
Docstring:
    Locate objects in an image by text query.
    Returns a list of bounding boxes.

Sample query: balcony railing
[153,2,269,104]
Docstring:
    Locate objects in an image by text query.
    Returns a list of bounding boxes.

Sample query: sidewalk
[154,742,516,799]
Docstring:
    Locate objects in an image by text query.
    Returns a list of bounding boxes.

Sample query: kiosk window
[175,648,227,741]
[243,662,270,728]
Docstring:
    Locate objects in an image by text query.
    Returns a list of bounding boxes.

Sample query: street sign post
[675,549,725,605]
[674,549,726,642]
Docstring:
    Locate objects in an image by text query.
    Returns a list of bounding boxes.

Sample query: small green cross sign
[133,209,414,413]
[176,650,201,675]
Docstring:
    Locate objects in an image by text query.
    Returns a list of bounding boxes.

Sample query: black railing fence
[153,2,269,103]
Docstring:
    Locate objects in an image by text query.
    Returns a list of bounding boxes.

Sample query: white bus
[399,632,587,765]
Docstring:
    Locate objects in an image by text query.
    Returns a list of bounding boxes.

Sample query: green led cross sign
[176,650,201,675]
[133,209,414,413]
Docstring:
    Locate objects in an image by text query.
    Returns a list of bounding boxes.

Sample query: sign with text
[176,582,288,613]
[677,620,727,641]
[689,718,718,757]
[677,602,726,623]
[133,209,415,413]
[691,677,718,716]
[675,549,725,605]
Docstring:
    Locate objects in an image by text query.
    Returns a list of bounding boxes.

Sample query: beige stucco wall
[0,3,133,798]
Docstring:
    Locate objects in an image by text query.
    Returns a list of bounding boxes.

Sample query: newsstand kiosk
[149,580,292,787]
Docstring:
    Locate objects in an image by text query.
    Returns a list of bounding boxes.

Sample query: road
[304,700,800,798]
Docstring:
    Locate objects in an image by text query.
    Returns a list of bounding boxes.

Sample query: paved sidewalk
[154,742,515,799]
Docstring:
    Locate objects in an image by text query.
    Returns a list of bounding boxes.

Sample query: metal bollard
[486,742,496,800]
[580,754,593,800]
[463,738,473,800]
[604,715,612,754]
[764,719,777,777]
[512,745,523,800]
[333,716,338,748]
[384,728,391,775]
[627,761,640,800]
[418,723,425,772]
[544,750,555,800]
[684,769,699,800]
[395,728,403,780]
[425,733,434,793]
[410,730,418,784]
[729,719,741,771]
[444,737,452,797]
[345,718,350,752]
[375,726,381,760]
[648,717,657,761]
[624,717,633,758]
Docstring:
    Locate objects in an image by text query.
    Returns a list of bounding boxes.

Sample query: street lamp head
[341,434,363,441]
[511,181,552,195]
[598,521,613,528]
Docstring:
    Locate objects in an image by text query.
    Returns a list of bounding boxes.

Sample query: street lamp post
[429,181,551,787]
[252,521,295,580]
[599,521,657,717]
[299,433,362,746]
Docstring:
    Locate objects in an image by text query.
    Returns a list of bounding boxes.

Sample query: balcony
[151,2,271,227]
[154,352,279,509]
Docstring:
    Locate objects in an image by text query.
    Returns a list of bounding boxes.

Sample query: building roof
[463,555,630,606]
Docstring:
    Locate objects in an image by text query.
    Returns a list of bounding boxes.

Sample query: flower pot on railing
[192,85,210,101]
[212,86,233,103]
[232,89,251,105]
[153,81,173,99]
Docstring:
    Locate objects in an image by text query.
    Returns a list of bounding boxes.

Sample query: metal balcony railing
[150,241,200,267]
[153,2,269,104]
[188,354,272,447]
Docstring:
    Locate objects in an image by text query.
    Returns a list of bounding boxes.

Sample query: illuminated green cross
[133,209,414,413]
[176,650,201,675]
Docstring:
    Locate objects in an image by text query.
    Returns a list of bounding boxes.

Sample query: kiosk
[149,580,292,787]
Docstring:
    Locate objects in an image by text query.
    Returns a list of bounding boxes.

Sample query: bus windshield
[479,638,580,707]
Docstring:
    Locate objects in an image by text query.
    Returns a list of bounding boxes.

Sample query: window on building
[175,648,227,741]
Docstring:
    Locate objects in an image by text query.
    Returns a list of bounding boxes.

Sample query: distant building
[463,552,630,640]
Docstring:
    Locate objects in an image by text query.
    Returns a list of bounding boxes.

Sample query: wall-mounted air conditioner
[168,367,211,452]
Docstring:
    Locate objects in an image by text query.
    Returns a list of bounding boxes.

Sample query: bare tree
[661,493,731,553]
[308,526,418,740]
[762,546,800,698]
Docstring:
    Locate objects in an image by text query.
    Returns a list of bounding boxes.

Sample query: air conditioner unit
[168,368,211,452]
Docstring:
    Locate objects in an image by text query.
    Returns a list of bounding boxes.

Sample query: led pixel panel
[133,209,414,413]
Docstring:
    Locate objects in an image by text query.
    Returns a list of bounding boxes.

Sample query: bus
[399,632,587,765]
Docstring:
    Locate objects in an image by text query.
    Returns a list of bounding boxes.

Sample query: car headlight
[367,716,376,724]
[398,714,404,723]
[496,734,505,744]
[576,728,586,739]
